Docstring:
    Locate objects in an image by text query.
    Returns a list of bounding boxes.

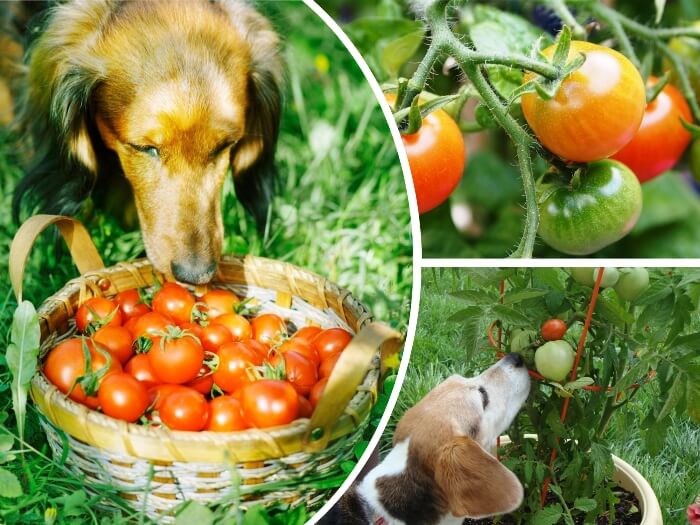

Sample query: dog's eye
[130,144,160,158]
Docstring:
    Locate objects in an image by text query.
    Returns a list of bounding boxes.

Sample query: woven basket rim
[30,255,382,462]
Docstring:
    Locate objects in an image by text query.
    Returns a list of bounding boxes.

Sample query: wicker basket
[9,215,403,521]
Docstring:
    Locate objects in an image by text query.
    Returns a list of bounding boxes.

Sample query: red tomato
[292,326,323,344]
[159,388,209,431]
[213,313,252,340]
[278,338,320,367]
[132,312,173,341]
[319,353,340,379]
[241,338,270,359]
[75,297,123,333]
[180,322,204,341]
[44,338,122,407]
[270,351,318,396]
[212,342,263,393]
[309,378,328,409]
[313,328,352,361]
[124,354,160,388]
[98,373,149,422]
[386,93,466,214]
[147,384,187,411]
[186,365,214,395]
[541,319,568,341]
[251,314,287,345]
[522,41,646,162]
[611,77,693,182]
[114,289,150,320]
[298,395,313,418]
[200,324,233,353]
[152,283,195,325]
[148,333,204,384]
[241,380,299,428]
[205,396,248,431]
[93,325,134,365]
[201,289,240,318]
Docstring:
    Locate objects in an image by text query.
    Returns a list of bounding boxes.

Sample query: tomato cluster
[43,283,354,431]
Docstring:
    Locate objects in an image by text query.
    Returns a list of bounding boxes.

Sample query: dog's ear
[435,436,523,519]
[13,2,110,220]
[219,1,283,231]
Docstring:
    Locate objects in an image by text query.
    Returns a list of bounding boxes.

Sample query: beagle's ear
[220,1,284,230]
[435,436,523,519]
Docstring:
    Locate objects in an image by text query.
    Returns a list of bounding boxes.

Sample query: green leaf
[532,268,566,292]
[52,490,87,516]
[657,373,685,422]
[491,304,532,325]
[687,377,700,423]
[595,290,634,327]
[447,306,484,323]
[574,497,598,512]
[451,151,521,213]
[552,26,572,67]
[475,104,498,129]
[590,443,614,486]
[634,280,673,305]
[380,30,424,78]
[0,435,13,453]
[503,289,549,304]
[0,467,22,498]
[565,377,595,391]
[449,290,494,305]
[533,504,563,525]
[612,360,649,396]
[655,0,667,24]
[175,502,215,525]
[6,301,41,443]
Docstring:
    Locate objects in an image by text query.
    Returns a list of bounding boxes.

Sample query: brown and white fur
[10,0,282,284]
[321,353,531,525]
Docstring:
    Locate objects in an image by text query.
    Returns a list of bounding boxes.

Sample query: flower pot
[499,436,663,524]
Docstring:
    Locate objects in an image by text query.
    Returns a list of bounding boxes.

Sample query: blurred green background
[0,1,411,523]
[316,0,700,258]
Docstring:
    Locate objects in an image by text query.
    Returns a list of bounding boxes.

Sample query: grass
[0,3,411,524]
[390,269,700,524]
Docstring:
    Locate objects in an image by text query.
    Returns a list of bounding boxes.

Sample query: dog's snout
[171,258,218,285]
[504,352,525,368]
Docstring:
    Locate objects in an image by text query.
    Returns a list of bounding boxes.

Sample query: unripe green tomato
[569,267,595,286]
[614,268,649,301]
[510,328,536,353]
[593,267,619,287]
[535,340,575,382]
[668,22,700,102]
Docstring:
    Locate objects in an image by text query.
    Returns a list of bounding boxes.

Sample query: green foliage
[404,267,700,523]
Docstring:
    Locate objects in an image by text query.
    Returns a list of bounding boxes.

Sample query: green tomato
[535,340,575,382]
[510,329,536,353]
[614,267,649,301]
[690,140,700,184]
[593,267,619,288]
[537,161,642,255]
[668,22,700,102]
[569,267,595,286]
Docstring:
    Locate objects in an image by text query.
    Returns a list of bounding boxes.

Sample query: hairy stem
[546,0,586,40]
[589,3,640,68]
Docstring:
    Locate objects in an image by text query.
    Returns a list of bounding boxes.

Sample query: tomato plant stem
[589,3,640,69]
[544,0,586,40]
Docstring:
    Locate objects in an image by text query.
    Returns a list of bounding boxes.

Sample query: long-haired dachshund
[10,0,283,284]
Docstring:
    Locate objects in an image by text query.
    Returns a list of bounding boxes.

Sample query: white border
[300,2,423,524]
[423,258,700,268]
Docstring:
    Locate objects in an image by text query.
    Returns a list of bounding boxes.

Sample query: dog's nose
[171,258,218,284]
[504,352,525,368]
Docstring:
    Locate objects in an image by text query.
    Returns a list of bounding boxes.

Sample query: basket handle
[304,321,403,452]
[10,214,105,302]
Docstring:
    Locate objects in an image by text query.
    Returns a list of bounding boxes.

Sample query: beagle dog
[320,352,531,525]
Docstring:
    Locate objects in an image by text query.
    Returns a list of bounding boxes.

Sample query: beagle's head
[360,353,530,523]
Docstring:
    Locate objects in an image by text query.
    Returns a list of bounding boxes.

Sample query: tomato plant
[522,41,646,162]
[241,380,299,428]
[537,160,642,255]
[611,77,693,183]
[386,94,466,214]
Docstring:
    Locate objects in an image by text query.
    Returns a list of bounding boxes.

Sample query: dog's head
[361,353,530,523]
[16,0,282,284]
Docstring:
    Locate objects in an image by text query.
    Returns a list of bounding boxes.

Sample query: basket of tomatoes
[9,215,402,520]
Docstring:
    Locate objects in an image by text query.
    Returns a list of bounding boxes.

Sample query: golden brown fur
[12,0,283,283]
